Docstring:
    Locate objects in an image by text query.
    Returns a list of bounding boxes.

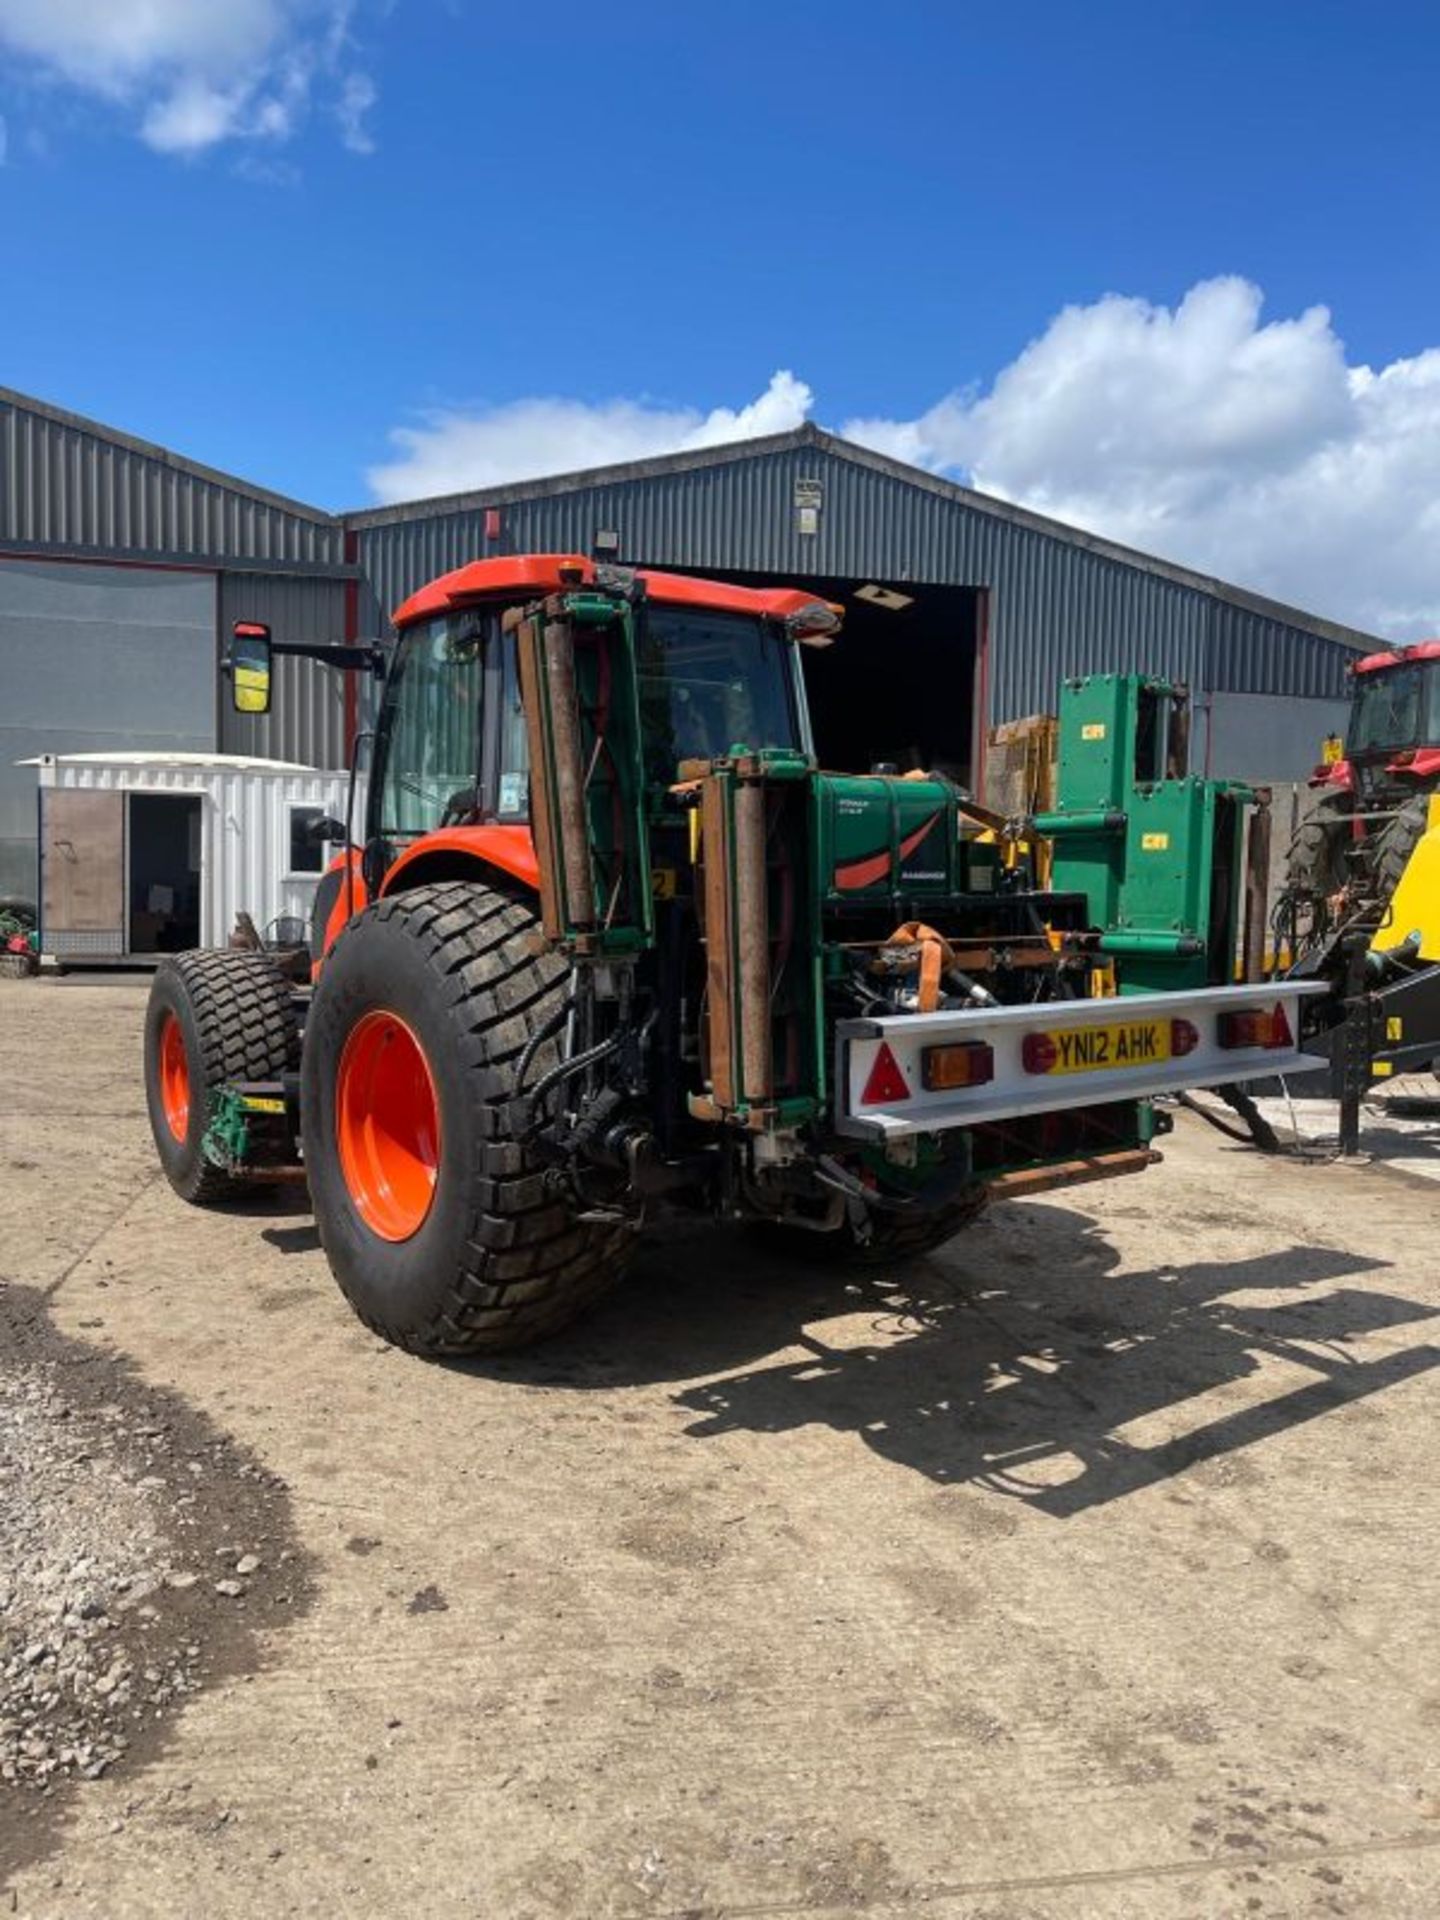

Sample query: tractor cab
[363,556,834,896]
[1321,641,1440,803]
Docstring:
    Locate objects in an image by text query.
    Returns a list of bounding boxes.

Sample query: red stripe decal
[835,812,942,891]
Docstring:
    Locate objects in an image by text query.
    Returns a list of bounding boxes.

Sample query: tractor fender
[1389,747,1440,782]
[311,849,369,979]
[1309,758,1354,793]
[379,825,541,899]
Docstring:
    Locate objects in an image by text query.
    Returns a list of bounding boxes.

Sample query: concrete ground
[2,976,1438,1920]
[1248,1081,1440,1187]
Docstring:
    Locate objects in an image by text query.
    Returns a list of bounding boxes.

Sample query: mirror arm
[270,641,389,677]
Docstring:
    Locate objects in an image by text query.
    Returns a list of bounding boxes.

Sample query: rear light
[1217,1003,1294,1051]
[860,1041,910,1105]
[1022,1032,1058,1074]
[921,1040,994,1091]
[1169,1018,1200,1058]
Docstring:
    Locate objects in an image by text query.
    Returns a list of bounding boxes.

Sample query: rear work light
[1217,1003,1294,1051]
[921,1040,995,1091]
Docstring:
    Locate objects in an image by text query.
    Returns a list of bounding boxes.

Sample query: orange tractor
[143,556,1322,1354]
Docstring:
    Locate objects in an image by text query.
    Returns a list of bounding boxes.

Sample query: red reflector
[921,1041,994,1091]
[1170,1018,1200,1058]
[1217,1003,1293,1051]
[1022,1031,1058,1074]
[860,1041,910,1105]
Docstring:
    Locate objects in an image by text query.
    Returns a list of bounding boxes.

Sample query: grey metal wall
[2,388,343,567]
[218,573,351,769]
[0,557,216,899]
[1204,690,1350,784]
[350,442,1362,723]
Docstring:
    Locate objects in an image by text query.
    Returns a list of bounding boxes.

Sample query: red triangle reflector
[861,1041,910,1105]
[1269,1001,1293,1049]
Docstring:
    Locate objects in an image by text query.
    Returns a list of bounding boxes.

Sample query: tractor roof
[1355,639,1440,673]
[392,554,829,629]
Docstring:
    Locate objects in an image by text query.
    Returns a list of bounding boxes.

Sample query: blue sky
[2,1,1439,632]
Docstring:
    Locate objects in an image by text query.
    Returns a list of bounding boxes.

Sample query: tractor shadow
[484,1201,1439,1517]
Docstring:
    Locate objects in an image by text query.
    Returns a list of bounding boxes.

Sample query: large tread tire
[144,951,301,1204]
[1285,790,1352,896]
[1374,793,1431,901]
[301,880,633,1356]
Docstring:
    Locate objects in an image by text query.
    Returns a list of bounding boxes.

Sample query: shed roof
[19,751,321,774]
[0,384,335,527]
[345,423,1378,654]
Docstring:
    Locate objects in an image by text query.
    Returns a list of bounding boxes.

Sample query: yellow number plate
[1043,1020,1171,1074]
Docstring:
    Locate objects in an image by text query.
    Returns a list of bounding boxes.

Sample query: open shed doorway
[127,792,202,954]
[676,566,984,787]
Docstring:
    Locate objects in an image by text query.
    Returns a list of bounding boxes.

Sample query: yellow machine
[1370,791,1440,964]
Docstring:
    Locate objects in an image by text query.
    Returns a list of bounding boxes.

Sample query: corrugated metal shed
[217,572,351,768]
[2,386,344,568]
[0,387,1383,766]
[347,426,1376,722]
[0,388,358,794]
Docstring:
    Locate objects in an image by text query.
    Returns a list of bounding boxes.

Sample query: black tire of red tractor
[300,881,633,1356]
[144,951,301,1204]
[1285,790,1352,896]
[762,1184,990,1270]
[1374,794,1430,902]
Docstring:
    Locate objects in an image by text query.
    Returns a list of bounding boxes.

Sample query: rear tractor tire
[1374,793,1431,902]
[300,880,633,1356]
[1285,789,1352,898]
[144,951,301,1203]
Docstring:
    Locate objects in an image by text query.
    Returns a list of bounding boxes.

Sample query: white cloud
[335,70,376,153]
[0,0,376,157]
[844,277,1440,638]
[140,77,249,155]
[367,371,814,504]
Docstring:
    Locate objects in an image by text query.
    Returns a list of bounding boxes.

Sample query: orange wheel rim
[158,1011,191,1142]
[336,1010,442,1242]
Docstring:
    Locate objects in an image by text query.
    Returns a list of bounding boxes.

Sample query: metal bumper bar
[836,981,1330,1140]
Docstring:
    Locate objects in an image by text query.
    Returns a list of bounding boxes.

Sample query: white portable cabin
[25,752,354,965]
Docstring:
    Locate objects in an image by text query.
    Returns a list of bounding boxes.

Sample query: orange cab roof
[1353,639,1440,673]
[392,553,828,628]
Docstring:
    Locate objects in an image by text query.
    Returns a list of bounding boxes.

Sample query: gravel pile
[0,1282,312,1881]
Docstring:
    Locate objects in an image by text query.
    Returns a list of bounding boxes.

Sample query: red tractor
[1283,640,1440,950]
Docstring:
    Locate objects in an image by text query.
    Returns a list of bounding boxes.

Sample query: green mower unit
[1039,674,1258,992]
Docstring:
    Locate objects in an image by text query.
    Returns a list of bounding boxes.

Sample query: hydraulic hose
[516,1030,624,1141]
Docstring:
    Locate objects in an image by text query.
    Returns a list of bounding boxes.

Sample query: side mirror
[305,814,347,846]
[228,621,273,715]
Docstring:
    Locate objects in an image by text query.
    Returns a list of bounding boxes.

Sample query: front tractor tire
[301,881,633,1356]
[144,951,301,1203]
